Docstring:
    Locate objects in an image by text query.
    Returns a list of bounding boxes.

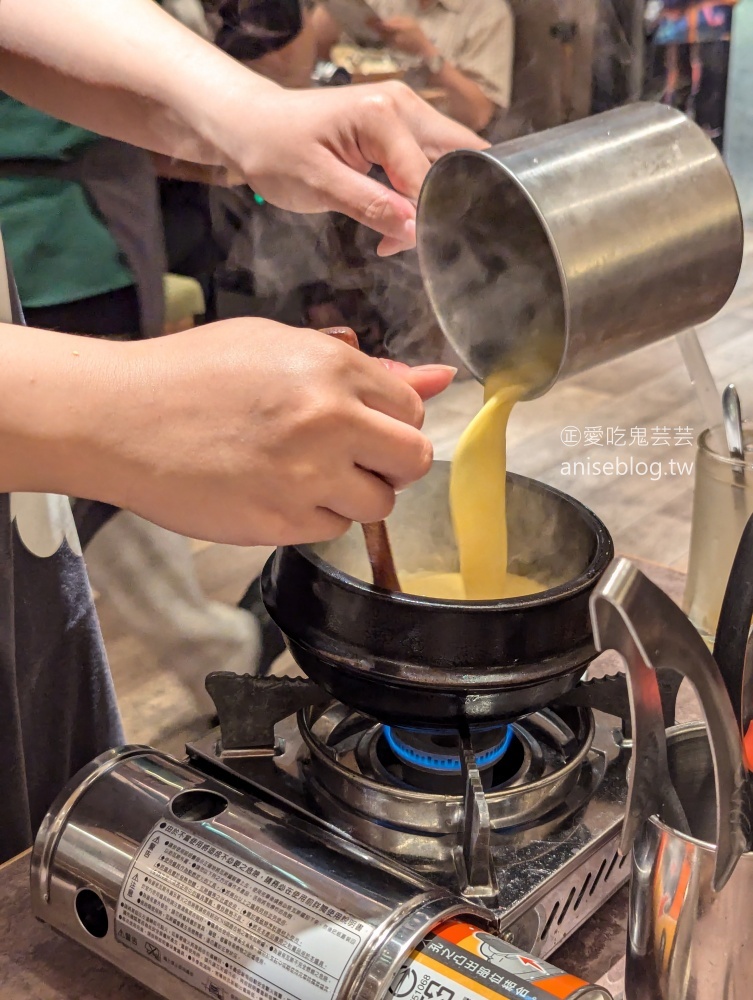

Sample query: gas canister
[390,920,613,1000]
[32,749,615,1000]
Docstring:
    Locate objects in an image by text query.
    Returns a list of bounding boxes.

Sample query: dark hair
[212,0,303,61]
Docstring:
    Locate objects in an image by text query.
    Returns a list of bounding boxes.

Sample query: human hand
[217,80,486,255]
[319,325,456,401]
[0,0,482,254]
[376,16,433,58]
[68,321,455,546]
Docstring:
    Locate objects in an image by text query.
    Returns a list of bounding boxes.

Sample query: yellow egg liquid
[401,373,544,601]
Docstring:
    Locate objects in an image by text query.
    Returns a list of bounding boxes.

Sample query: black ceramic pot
[262,462,613,728]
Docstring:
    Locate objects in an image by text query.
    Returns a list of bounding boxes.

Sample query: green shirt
[0,96,134,308]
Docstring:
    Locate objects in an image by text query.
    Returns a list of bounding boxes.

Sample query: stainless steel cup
[417,102,743,397]
[625,724,753,1000]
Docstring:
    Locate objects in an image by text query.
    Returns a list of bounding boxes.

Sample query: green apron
[0,138,166,338]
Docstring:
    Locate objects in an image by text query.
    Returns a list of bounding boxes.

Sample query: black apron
[0,240,123,863]
[0,137,167,338]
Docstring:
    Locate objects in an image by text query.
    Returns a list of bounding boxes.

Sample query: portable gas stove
[190,665,682,961]
[28,657,678,1000]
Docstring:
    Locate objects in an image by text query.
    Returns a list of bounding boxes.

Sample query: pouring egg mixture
[401,370,545,601]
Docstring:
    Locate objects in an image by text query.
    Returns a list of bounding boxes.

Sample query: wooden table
[0,559,689,1000]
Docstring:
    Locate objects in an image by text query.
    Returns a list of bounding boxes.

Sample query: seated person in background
[311,0,514,136]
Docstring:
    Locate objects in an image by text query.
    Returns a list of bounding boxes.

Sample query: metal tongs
[590,558,747,892]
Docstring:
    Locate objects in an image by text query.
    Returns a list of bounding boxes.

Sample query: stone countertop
[0,851,154,1000]
[0,558,689,1000]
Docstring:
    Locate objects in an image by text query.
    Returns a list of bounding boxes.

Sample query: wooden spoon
[320,327,402,592]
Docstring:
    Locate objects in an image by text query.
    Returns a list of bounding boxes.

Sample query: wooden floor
[102,240,753,751]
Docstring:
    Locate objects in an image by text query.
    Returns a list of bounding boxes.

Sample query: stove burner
[299,702,599,860]
[383,725,513,774]
[378,720,525,795]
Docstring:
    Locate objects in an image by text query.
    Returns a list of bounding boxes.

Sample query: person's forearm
[426,52,496,133]
[0,0,277,167]
[0,319,456,546]
[309,6,343,62]
[0,323,123,499]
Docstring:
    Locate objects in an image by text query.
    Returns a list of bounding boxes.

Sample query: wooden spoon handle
[319,327,402,593]
[361,521,402,592]
[318,326,360,350]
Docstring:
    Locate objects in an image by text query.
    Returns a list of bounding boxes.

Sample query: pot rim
[294,471,613,610]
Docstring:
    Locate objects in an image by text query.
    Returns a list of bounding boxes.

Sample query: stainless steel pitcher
[417,102,743,397]
[625,725,753,1000]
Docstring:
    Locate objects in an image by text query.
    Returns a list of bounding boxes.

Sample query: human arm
[0,320,454,545]
[375,17,495,133]
[0,0,248,166]
[309,4,346,60]
[419,40,496,133]
[0,0,486,254]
